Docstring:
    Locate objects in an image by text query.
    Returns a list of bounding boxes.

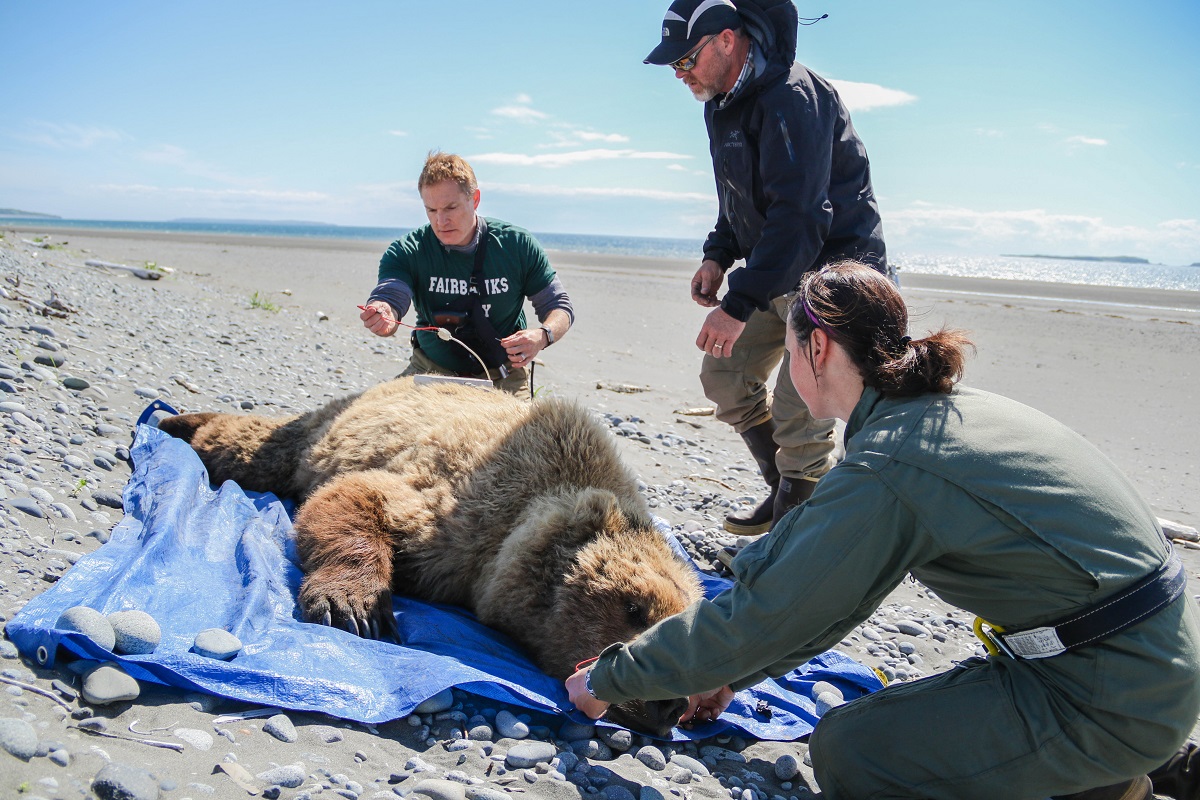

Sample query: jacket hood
[735,0,798,70]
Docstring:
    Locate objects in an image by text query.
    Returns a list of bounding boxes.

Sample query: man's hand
[500,328,546,369]
[680,685,734,726]
[691,260,724,308]
[565,667,610,720]
[360,301,398,337]
[696,307,746,358]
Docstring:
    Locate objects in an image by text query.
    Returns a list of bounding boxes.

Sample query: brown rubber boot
[1052,775,1152,800]
[771,475,819,527]
[724,420,780,536]
[1149,741,1200,799]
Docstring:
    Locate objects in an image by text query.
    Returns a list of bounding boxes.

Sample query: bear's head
[547,490,704,737]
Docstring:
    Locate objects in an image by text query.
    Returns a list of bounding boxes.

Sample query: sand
[2,225,1198,799]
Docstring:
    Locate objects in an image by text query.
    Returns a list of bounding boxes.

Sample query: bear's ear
[569,488,626,536]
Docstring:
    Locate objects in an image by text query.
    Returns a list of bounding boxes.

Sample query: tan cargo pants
[700,293,835,480]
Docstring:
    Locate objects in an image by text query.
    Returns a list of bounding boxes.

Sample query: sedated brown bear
[157,377,702,736]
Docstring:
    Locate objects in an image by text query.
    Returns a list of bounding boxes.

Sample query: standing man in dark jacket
[645,0,888,538]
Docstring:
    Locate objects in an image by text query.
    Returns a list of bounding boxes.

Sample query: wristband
[583,668,599,700]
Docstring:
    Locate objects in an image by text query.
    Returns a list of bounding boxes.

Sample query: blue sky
[2,1,1198,264]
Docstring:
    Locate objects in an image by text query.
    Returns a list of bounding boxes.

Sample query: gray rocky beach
[2,227,1198,800]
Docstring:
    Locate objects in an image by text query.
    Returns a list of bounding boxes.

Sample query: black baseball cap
[644,0,743,66]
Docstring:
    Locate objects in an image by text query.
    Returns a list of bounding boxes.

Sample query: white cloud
[829,80,916,112]
[489,181,715,204]
[569,130,631,144]
[469,149,693,168]
[1066,135,1108,146]
[887,203,1200,265]
[974,128,1005,138]
[15,122,123,149]
[491,95,548,122]
[492,105,549,122]
[388,130,408,137]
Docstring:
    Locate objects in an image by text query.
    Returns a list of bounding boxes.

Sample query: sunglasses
[670,34,718,71]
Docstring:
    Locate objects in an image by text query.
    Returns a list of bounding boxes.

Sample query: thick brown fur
[157,378,702,735]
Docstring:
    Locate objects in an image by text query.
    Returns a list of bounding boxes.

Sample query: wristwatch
[540,325,555,347]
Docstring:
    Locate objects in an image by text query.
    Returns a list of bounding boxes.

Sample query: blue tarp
[7,423,882,740]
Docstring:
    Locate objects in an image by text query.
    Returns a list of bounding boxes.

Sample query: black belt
[978,552,1187,659]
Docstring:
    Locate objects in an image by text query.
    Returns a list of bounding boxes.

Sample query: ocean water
[4,216,1198,293]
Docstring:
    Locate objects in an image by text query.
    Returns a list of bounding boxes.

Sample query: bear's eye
[624,601,647,627]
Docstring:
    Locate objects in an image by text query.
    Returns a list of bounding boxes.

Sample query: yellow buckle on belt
[972,617,1013,658]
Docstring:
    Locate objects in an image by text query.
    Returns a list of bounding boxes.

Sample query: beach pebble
[414,687,455,714]
[571,738,612,760]
[62,376,90,390]
[263,713,298,743]
[82,662,141,705]
[598,726,632,751]
[811,681,843,702]
[193,628,241,660]
[56,606,116,651]
[635,745,667,771]
[0,716,39,760]
[173,727,213,751]
[558,719,595,741]
[108,610,161,654]
[91,490,124,509]
[91,762,161,800]
[0,640,18,659]
[774,753,800,781]
[257,763,306,788]
[9,496,46,518]
[505,740,556,769]
[494,709,529,739]
[896,620,931,637]
[312,724,345,744]
[815,691,845,716]
[670,753,709,777]
[466,787,510,800]
[411,778,467,800]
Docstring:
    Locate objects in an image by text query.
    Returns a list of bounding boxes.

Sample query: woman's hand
[680,685,734,725]
[565,667,610,720]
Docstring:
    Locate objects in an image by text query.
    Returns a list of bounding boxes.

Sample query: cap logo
[684,0,737,37]
[663,25,670,36]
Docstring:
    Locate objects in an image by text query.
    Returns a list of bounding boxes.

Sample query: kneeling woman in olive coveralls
[566,261,1200,800]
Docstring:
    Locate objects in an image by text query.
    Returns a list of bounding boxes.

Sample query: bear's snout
[608,696,690,739]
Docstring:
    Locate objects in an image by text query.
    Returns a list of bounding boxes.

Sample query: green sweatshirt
[591,386,1200,744]
[377,218,555,374]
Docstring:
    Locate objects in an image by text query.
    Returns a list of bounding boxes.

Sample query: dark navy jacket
[705,0,887,322]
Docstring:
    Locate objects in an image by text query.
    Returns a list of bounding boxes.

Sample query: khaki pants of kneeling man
[400,344,530,397]
[700,293,835,480]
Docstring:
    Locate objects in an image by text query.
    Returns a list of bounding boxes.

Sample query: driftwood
[596,381,651,394]
[2,284,73,318]
[1161,517,1200,543]
[85,259,171,280]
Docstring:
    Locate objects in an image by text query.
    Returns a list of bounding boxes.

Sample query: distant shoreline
[1002,253,1150,265]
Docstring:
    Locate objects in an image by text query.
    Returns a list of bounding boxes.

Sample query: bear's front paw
[299,578,400,642]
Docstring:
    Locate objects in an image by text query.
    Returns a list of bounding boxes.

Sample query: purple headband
[800,295,832,335]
